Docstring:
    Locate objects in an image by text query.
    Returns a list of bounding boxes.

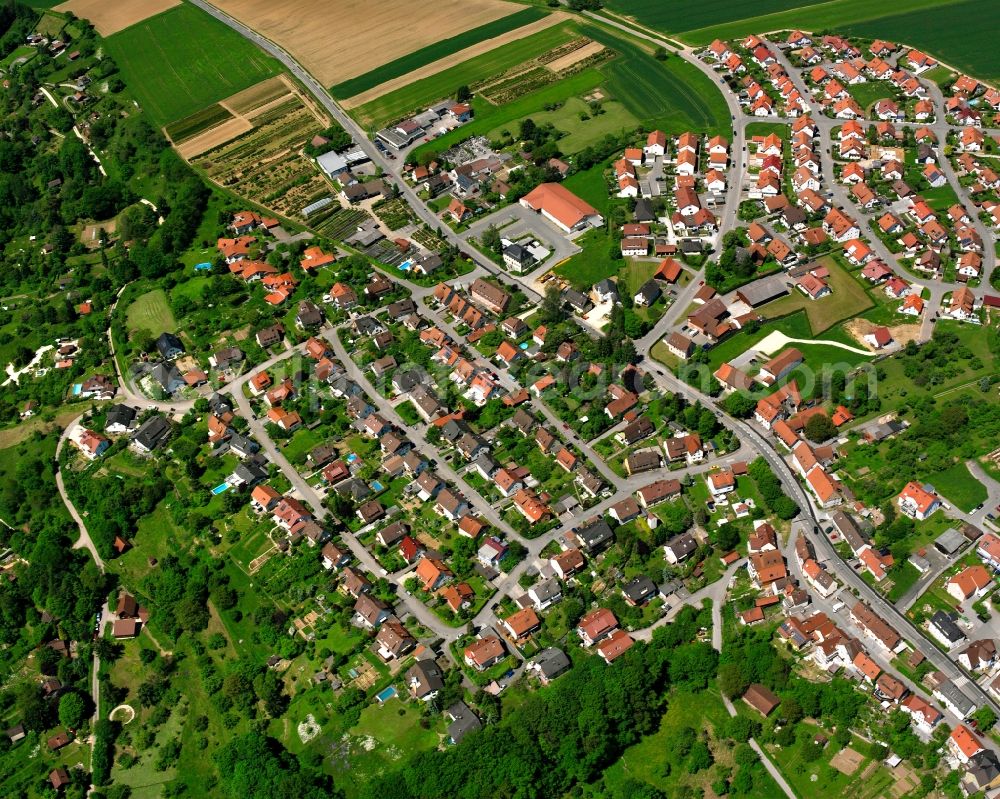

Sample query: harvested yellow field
[176,117,253,160]
[341,12,567,109]
[546,40,605,72]
[55,0,181,37]
[210,0,519,85]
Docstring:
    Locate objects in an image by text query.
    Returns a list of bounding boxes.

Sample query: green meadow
[104,4,281,127]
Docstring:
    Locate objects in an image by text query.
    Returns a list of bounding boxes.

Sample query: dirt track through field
[211,0,519,86]
[341,12,568,109]
[55,0,180,37]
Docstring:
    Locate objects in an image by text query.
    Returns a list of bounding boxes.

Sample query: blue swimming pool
[398,259,413,272]
[519,342,529,350]
[211,482,230,495]
[71,383,82,395]
[371,480,384,492]
[194,262,212,271]
[376,686,397,703]
[346,452,358,463]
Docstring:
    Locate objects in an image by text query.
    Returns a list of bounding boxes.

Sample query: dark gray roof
[930,611,965,644]
[104,403,136,430]
[666,533,697,557]
[533,647,570,679]
[622,575,657,603]
[132,416,171,451]
[634,198,654,222]
[407,659,444,697]
[155,332,183,358]
[576,519,614,551]
[150,363,183,392]
[233,462,267,485]
[530,577,562,604]
[447,702,481,744]
[228,432,259,456]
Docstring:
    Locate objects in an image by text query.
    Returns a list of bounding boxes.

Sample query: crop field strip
[329,6,546,98]
[350,21,581,128]
[103,3,282,126]
[164,104,234,145]
[606,0,821,35]
[210,0,517,86]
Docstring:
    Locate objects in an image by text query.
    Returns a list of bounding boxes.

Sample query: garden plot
[190,88,331,220]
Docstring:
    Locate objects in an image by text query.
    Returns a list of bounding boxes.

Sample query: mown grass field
[125,288,176,336]
[925,461,987,511]
[104,4,281,126]
[491,96,640,154]
[351,21,579,129]
[761,256,874,333]
[329,6,545,98]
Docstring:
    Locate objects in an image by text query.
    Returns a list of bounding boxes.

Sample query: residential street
[43,6,1000,787]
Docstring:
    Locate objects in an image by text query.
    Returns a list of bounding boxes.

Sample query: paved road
[643,355,1000,716]
[54,417,106,571]
[187,0,540,305]
[88,0,1000,742]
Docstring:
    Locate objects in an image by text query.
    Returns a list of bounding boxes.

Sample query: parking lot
[462,204,581,270]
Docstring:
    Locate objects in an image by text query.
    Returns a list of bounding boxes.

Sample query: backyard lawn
[561,160,612,214]
[766,725,896,799]
[553,228,621,287]
[125,288,177,336]
[761,257,874,334]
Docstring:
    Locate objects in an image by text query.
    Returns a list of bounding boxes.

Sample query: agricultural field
[842,0,1000,83]
[330,6,547,97]
[171,74,313,157]
[212,0,521,86]
[348,21,581,127]
[54,0,179,36]
[191,86,330,220]
[605,0,971,56]
[103,4,282,127]
[605,0,816,35]
[401,22,729,161]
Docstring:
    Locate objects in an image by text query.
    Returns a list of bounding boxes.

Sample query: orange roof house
[520,183,603,234]
[502,607,541,640]
[947,565,993,601]
[299,246,336,271]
